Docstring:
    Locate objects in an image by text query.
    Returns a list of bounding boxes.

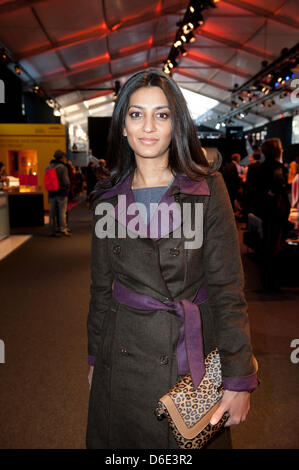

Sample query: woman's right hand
[88,366,94,390]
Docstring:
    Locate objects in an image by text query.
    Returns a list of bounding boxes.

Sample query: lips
[139,138,158,145]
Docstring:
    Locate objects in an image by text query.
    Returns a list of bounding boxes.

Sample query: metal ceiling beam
[63,97,115,117]
[175,68,231,93]
[174,69,271,122]
[186,50,250,79]
[0,0,50,15]
[192,29,276,61]
[222,0,299,30]
[38,33,174,86]
[46,57,164,99]
[57,89,113,109]
[16,2,183,60]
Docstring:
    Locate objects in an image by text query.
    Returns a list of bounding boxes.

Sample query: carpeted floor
[0,201,298,449]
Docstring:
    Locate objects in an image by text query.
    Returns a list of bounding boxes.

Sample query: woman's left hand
[210,390,250,427]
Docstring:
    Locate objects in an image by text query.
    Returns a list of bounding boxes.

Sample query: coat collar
[99,171,210,200]
[97,171,210,240]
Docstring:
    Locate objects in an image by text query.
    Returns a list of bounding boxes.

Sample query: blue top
[132,176,175,224]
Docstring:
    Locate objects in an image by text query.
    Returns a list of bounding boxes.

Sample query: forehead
[128,86,169,106]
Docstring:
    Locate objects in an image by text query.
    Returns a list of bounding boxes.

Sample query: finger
[224,414,243,427]
[210,407,226,426]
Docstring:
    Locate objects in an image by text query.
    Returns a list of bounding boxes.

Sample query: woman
[86,70,258,449]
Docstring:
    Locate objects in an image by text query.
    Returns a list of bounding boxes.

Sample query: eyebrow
[128,105,170,110]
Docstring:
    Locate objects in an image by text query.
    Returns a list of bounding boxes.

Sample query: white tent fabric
[0,0,298,130]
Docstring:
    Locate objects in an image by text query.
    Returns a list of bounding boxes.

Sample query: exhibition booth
[0,123,66,235]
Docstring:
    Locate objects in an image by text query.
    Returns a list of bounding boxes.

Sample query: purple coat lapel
[98,171,210,240]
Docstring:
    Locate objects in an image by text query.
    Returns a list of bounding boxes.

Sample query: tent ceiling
[0,0,298,130]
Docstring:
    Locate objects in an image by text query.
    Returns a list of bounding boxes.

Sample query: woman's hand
[88,366,94,390]
[210,390,250,427]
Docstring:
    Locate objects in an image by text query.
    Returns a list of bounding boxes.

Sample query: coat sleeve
[202,172,258,392]
[87,213,114,365]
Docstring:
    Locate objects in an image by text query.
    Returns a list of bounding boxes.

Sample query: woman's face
[123,86,172,162]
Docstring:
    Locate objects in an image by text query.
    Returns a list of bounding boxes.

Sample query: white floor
[0,235,32,261]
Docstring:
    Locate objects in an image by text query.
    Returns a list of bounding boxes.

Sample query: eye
[156,112,169,119]
[129,111,143,119]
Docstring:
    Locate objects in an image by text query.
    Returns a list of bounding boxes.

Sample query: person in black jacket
[46,150,70,237]
[257,138,290,289]
[221,155,240,211]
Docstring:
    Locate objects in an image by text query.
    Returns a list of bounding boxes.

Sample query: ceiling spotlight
[46,99,55,108]
[0,49,8,63]
[174,40,182,48]
[180,46,188,56]
[196,14,204,26]
[15,64,21,75]
[182,22,194,34]
[185,32,196,43]
[162,0,218,75]
[53,107,61,117]
[169,58,178,68]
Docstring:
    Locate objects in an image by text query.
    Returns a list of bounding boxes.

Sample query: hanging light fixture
[162,0,218,75]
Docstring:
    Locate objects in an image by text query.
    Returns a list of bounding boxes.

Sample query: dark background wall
[0,65,24,123]
[23,92,60,124]
[0,66,60,124]
[88,116,112,161]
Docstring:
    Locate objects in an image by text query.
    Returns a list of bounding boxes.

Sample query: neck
[132,158,173,189]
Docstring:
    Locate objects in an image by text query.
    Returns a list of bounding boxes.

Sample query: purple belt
[113,280,208,388]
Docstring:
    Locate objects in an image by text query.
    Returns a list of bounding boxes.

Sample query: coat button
[170,248,180,256]
[160,355,169,366]
[113,244,121,255]
[161,297,170,304]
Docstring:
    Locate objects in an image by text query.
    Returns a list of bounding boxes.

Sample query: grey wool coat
[86,170,258,449]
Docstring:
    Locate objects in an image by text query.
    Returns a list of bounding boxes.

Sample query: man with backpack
[44,150,71,237]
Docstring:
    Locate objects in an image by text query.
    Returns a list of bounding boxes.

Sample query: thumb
[210,405,226,426]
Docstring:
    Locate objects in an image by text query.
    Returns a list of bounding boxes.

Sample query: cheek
[123,120,138,139]
[163,123,172,143]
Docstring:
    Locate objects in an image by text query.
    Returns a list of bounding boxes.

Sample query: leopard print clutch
[155,348,229,449]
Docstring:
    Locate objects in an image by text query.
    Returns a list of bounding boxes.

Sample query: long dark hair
[91,69,220,201]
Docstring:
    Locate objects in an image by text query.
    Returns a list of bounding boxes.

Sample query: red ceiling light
[111,23,121,32]
[156,0,162,13]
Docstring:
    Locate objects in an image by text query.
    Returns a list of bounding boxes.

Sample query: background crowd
[221,138,299,290]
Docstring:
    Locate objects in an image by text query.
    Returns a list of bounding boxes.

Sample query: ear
[123,127,127,137]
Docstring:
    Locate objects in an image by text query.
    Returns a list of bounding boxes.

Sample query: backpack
[44,167,59,191]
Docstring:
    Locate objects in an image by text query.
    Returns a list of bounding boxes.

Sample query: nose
[143,115,156,133]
